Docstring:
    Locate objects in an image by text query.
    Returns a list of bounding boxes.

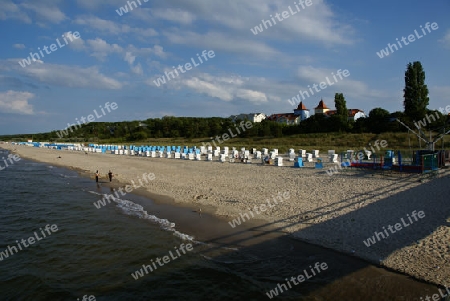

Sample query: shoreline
[1,144,449,289]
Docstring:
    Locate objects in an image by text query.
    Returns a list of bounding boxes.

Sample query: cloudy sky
[0,0,449,134]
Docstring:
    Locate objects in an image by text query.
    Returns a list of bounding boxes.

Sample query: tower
[293,101,310,121]
[314,99,330,115]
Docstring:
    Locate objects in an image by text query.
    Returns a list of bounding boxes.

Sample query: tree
[403,61,429,121]
[334,93,348,119]
[367,107,390,133]
[334,93,348,131]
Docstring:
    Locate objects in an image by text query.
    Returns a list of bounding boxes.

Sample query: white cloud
[148,72,270,104]
[63,31,85,50]
[438,30,450,49]
[156,0,354,45]
[236,89,268,103]
[9,61,123,90]
[0,0,31,23]
[296,65,386,100]
[131,63,143,75]
[20,2,67,24]
[183,76,235,101]
[151,8,196,24]
[124,52,136,65]
[13,44,26,49]
[124,52,143,75]
[164,30,278,58]
[73,15,158,37]
[0,90,34,115]
[87,38,123,60]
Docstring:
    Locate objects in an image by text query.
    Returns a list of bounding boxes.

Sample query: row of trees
[1,61,447,142]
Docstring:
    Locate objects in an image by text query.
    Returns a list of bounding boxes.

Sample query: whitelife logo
[18,32,81,67]
[56,102,118,138]
[266,262,328,299]
[228,192,290,228]
[414,105,450,130]
[362,210,425,247]
[115,0,148,16]
[153,50,215,87]
[325,139,388,176]
[0,153,21,171]
[250,0,313,35]
[287,69,350,106]
[202,121,253,149]
[376,22,439,58]
[0,225,59,262]
[131,242,193,280]
[93,172,155,209]
[419,287,450,301]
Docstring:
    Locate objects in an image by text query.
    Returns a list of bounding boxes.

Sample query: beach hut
[288,149,296,161]
[328,150,338,163]
[299,149,306,158]
[294,157,304,168]
[312,150,319,158]
[315,158,323,169]
[275,157,283,166]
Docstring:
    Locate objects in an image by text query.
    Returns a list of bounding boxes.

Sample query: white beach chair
[299,149,306,158]
[275,157,283,166]
[313,150,319,158]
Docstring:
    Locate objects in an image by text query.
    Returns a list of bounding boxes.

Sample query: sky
[0,0,449,135]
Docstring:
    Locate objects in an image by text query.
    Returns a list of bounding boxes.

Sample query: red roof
[296,101,308,110]
[315,99,329,110]
[268,113,299,121]
[325,109,364,117]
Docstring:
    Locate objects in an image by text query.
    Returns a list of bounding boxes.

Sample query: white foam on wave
[88,190,102,196]
[88,192,197,242]
[115,199,196,242]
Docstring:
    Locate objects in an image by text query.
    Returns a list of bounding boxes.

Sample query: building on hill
[314,99,330,115]
[267,113,300,125]
[325,109,366,121]
[266,99,365,125]
[294,101,310,121]
[314,99,366,121]
[230,113,266,123]
[267,101,310,125]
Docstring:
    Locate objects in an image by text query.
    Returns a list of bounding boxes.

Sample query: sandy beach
[2,143,449,288]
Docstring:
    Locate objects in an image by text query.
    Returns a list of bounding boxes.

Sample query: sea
[0,148,442,301]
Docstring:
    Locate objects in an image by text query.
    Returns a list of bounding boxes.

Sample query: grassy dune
[101,132,450,155]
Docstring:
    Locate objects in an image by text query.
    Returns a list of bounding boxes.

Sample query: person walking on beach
[108,170,113,182]
[95,170,99,183]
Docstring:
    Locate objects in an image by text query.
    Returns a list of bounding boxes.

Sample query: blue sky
[0,0,449,134]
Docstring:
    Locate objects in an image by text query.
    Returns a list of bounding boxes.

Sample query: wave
[88,190,197,242]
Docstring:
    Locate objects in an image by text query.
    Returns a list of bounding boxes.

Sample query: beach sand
[2,144,449,288]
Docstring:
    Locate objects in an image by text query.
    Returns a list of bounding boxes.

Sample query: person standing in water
[95,170,99,183]
[108,170,113,182]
